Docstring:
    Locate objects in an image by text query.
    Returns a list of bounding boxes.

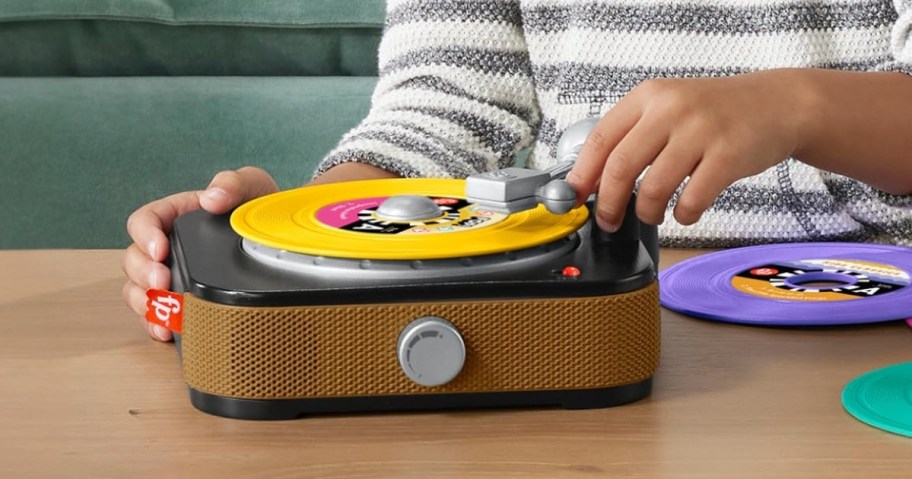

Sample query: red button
[562,266,581,277]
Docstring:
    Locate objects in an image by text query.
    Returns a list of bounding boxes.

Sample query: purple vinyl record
[659,243,912,326]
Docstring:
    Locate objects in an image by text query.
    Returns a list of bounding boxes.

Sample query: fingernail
[148,240,157,259]
[203,187,228,203]
[153,325,170,341]
[596,216,619,233]
[149,268,159,289]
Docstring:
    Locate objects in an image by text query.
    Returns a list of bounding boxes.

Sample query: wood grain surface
[1,249,909,478]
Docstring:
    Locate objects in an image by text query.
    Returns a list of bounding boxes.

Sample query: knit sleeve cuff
[312,150,433,181]
[874,61,912,76]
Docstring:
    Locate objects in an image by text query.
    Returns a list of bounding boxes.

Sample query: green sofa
[0,0,384,249]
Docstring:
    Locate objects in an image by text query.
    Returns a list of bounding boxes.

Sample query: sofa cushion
[0,0,385,76]
[0,76,377,249]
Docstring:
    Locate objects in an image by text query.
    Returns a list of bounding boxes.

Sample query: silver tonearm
[465,118,597,215]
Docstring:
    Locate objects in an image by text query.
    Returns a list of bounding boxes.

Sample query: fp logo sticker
[145,289,184,333]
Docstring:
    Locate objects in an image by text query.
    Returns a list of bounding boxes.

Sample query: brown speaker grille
[182,282,660,399]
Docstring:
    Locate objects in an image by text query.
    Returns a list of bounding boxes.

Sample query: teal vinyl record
[842,362,912,438]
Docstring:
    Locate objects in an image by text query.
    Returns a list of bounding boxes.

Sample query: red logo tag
[145,289,184,334]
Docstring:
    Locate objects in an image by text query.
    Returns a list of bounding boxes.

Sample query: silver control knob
[397,316,465,387]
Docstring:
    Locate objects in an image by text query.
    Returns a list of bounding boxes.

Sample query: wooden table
[1,249,909,478]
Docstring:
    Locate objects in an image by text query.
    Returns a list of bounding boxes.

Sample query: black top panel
[170,208,656,307]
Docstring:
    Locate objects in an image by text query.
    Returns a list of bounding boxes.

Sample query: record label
[315,197,506,235]
[731,259,908,302]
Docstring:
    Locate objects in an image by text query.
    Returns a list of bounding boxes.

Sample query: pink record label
[314,197,506,234]
[315,197,387,228]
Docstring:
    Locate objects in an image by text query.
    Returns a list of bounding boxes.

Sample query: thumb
[199,166,279,214]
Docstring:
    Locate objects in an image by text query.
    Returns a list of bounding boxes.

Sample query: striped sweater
[316,0,912,247]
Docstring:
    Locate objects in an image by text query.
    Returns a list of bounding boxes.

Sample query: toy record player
[164,122,661,420]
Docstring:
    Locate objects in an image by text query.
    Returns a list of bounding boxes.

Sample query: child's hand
[121,162,398,342]
[122,166,279,342]
[566,70,808,232]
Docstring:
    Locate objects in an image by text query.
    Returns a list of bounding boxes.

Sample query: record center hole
[785,272,857,289]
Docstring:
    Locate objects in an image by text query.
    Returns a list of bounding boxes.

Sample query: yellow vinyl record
[230,178,589,260]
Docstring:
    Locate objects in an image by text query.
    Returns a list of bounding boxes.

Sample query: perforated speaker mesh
[182,282,660,399]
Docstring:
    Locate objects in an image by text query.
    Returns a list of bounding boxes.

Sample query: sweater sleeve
[822,173,912,246]
[876,0,912,74]
[314,0,541,179]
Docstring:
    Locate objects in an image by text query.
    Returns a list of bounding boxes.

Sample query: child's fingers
[147,321,173,342]
[674,155,738,225]
[126,190,202,261]
[567,102,641,205]
[122,166,277,341]
[592,120,667,231]
[123,243,155,288]
[126,206,169,262]
[122,257,173,342]
[200,166,278,214]
[635,139,703,225]
[122,280,148,318]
